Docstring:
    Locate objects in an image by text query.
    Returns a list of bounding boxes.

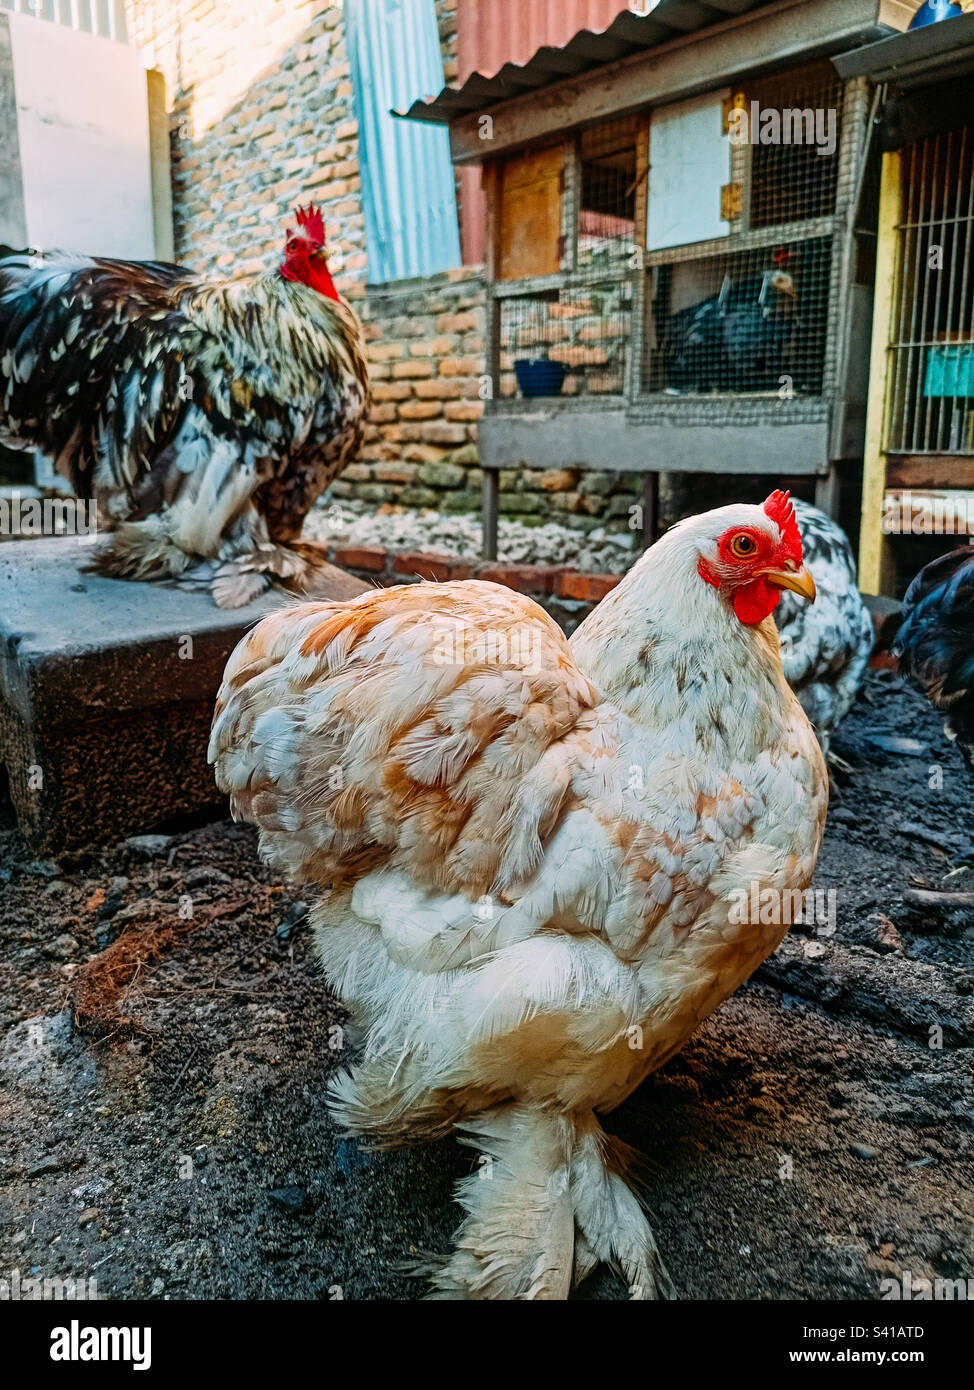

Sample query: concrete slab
[0,537,368,853]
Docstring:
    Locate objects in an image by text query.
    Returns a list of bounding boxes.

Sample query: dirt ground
[1,669,972,1302]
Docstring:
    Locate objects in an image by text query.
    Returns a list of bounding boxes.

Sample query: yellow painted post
[858,148,903,595]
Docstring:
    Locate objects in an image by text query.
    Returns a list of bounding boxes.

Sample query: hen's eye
[730,533,757,557]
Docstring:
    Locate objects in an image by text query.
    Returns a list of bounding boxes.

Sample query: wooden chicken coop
[403,0,921,556]
[835,12,974,596]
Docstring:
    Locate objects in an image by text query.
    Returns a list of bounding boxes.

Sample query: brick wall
[121,0,639,532]
[342,267,486,508]
[123,2,366,282]
[318,538,622,633]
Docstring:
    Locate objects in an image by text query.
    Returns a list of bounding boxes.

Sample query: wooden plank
[479,411,829,475]
[0,14,27,250]
[483,159,502,398]
[858,149,903,596]
[483,159,501,284]
[146,69,174,262]
[828,75,871,463]
[643,472,659,550]
[447,0,894,165]
[628,113,651,399]
[815,463,840,519]
[644,215,837,267]
[481,467,499,561]
[498,145,563,281]
[886,456,974,489]
[492,272,565,299]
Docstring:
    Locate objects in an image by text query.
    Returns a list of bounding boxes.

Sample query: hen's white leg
[427,1104,575,1300]
[570,1113,676,1300]
[425,1104,675,1300]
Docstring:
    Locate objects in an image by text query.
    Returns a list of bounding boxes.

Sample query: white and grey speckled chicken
[775,499,874,766]
[210,492,827,1300]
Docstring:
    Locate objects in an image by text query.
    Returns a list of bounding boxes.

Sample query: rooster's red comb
[764,489,803,560]
[294,203,325,247]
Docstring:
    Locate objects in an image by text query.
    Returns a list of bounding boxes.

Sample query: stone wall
[123,2,366,283]
[120,0,644,533]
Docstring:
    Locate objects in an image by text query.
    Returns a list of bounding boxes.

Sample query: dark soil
[1,670,972,1301]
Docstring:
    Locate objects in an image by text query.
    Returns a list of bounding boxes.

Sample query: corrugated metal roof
[833,9,974,85]
[456,0,630,81]
[399,0,779,124]
[457,0,645,84]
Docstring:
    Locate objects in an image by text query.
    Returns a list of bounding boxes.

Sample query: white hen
[209,491,828,1299]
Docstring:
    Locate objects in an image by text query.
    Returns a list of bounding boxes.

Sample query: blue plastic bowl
[909,1,962,29]
[514,358,567,397]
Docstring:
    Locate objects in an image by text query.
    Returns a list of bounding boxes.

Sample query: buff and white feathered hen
[210,491,828,1299]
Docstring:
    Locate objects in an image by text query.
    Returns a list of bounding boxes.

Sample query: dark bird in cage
[661,249,798,394]
[891,545,974,771]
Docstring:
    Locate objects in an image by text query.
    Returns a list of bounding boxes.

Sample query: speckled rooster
[210,490,828,1299]
[0,205,369,607]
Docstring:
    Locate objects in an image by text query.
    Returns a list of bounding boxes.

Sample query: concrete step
[0,537,367,853]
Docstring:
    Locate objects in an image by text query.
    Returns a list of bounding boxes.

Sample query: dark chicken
[660,255,798,395]
[0,205,369,607]
[892,545,974,770]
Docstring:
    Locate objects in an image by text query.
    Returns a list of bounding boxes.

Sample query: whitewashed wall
[6,8,154,257]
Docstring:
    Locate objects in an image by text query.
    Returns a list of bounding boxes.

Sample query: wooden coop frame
[836,15,974,596]
[402,0,919,558]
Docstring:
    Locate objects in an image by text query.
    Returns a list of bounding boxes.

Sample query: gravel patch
[304,499,640,574]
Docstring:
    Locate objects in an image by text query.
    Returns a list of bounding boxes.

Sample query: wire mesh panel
[743,61,844,231]
[642,237,832,396]
[496,117,637,400]
[886,124,974,457]
[487,74,853,409]
[578,117,637,265]
[499,278,633,398]
[634,58,846,401]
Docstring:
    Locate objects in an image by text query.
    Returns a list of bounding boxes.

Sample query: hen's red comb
[764,489,803,560]
[294,203,325,247]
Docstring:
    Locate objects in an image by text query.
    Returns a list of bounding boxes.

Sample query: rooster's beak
[759,564,816,603]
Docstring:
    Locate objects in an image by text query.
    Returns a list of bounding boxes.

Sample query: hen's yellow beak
[759,564,816,603]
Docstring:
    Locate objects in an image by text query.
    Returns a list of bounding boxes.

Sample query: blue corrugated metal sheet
[346,0,461,284]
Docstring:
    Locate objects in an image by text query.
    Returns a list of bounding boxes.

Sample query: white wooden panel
[647,89,731,252]
[9,9,153,257]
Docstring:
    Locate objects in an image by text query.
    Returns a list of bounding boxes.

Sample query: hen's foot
[211,542,367,608]
[571,1114,676,1300]
[827,749,857,777]
[424,1104,674,1301]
